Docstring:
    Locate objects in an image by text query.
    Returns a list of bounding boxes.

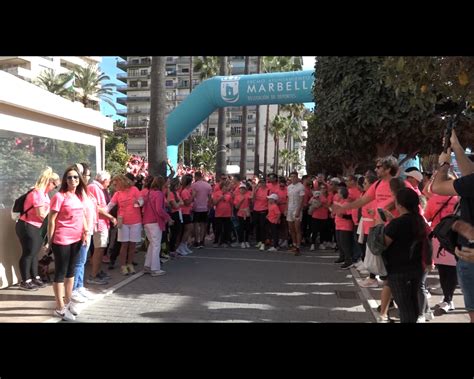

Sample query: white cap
[267,193,279,201]
[405,170,423,182]
[239,183,247,189]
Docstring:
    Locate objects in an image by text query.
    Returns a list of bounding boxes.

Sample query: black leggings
[253,211,268,244]
[311,218,326,244]
[214,217,231,245]
[52,241,81,283]
[388,269,423,323]
[437,264,458,303]
[238,217,251,243]
[169,212,183,252]
[15,220,42,282]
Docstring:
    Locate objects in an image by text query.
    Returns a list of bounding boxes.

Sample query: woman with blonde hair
[15,167,60,291]
[107,174,143,275]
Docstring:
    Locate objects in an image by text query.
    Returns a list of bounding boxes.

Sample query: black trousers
[169,212,183,252]
[214,217,231,245]
[15,220,42,281]
[238,217,251,243]
[437,264,458,303]
[311,218,326,244]
[336,230,353,264]
[388,269,423,323]
[270,223,279,248]
[253,210,268,244]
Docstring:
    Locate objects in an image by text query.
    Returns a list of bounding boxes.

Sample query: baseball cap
[405,170,423,182]
[267,193,279,201]
[239,183,247,189]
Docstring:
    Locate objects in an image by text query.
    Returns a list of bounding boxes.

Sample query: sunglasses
[67,175,79,180]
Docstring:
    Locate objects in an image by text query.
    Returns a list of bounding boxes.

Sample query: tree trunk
[206,117,210,138]
[273,136,279,175]
[189,56,193,92]
[216,56,227,177]
[149,56,168,177]
[240,56,250,179]
[254,56,261,176]
[263,104,270,177]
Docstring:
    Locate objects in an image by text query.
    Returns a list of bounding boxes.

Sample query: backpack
[431,214,460,255]
[11,188,35,221]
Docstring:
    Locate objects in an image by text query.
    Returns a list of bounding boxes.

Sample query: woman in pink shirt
[48,165,89,321]
[142,176,173,276]
[333,186,354,269]
[108,175,143,276]
[15,167,60,291]
[252,178,270,251]
[212,181,233,247]
[234,183,252,248]
[266,194,281,251]
[310,185,330,251]
[176,175,194,256]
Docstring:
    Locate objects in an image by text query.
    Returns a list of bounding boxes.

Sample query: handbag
[363,243,387,276]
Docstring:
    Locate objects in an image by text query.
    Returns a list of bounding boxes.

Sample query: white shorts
[117,223,142,243]
[286,209,302,222]
[93,228,109,248]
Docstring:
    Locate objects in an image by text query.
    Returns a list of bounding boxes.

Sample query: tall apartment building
[117,56,307,176]
[0,56,101,81]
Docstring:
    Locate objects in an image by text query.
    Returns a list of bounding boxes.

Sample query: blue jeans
[457,259,474,311]
[73,235,91,291]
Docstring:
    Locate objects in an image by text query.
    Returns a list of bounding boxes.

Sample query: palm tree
[35,70,75,100]
[240,56,250,178]
[189,135,218,172]
[73,65,116,110]
[216,56,228,177]
[149,56,168,177]
[194,56,219,137]
[270,115,288,175]
[254,56,262,176]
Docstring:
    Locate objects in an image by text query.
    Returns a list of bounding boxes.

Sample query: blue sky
[99,56,126,121]
[99,56,316,120]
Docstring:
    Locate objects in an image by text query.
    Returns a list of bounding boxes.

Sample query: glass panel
[0,130,95,208]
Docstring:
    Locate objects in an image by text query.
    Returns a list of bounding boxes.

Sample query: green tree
[73,64,116,110]
[105,121,129,177]
[35,70,75,100]
[188,135,218,172]
[307,56,436,175]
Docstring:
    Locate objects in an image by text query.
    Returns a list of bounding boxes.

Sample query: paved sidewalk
[0,245,471,323]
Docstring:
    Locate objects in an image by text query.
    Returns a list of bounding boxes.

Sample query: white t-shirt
[287,182,305,211]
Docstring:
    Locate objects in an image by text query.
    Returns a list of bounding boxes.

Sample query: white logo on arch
[221,76,240,103]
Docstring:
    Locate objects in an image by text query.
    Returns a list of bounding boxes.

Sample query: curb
[350,267,380,323]
[43,271,145,323]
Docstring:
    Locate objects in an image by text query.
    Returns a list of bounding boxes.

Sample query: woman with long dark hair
[380,187,430,323]
[48,165,89,321]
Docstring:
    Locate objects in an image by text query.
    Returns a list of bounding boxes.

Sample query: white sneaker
[425,310,434,321]
[318,244,326,250]
[259,244,265,251]
[77,287,96,300]
[71,290,87,303]
[67,302,81,316]
[417,315,426,323]
[54,306,76,321]
[151,270,166,277]
[354,260,364,269]
[177,246,188,256]
[358,277,379,288]
[245,242,251,248]
[437,301,454,313]
[241,242,246,249]
[255,242,262,248]
[268,247,277,252]
[280,240,288,248]
[183,244,193,254]
[310,244,315,251]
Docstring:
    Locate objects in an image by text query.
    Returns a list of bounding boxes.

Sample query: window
[140,69,148,76]
[165,80,174,87]
[129,81,138,88]
[140,81,148,88]
[209,128,216,137]
[182,67,189,73]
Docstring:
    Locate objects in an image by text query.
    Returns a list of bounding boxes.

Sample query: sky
[99,56,316,121]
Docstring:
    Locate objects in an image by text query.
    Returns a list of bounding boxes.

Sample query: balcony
[116,108,128,116]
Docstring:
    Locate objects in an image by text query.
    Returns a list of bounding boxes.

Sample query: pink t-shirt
[334,198,354,231]
[212,191,232,218]
[191,180,212,212]
[424,194,458,228]
[142,190,170,230]
[253,186,269,211]
[311,194,329,220]
[267,182,279,195]
[50,192,85,245]
[88,181,109,232]
[110,186,142,225]
[168,191,181,213]
[20,188,50,228]
[234,192,251,218]
[274,186,288,214]
[361,199,376,235]
[267,203,281,224]
[365,179,393,210]
[180,187,192,215]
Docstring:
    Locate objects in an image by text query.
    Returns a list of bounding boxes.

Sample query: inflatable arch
[165,70,314,172]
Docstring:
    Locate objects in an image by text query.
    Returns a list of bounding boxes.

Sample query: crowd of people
[12,130,474,323]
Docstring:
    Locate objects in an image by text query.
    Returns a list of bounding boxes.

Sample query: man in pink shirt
[191,171,212,248]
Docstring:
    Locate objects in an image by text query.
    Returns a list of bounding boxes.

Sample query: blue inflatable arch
[165,70,314,171]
